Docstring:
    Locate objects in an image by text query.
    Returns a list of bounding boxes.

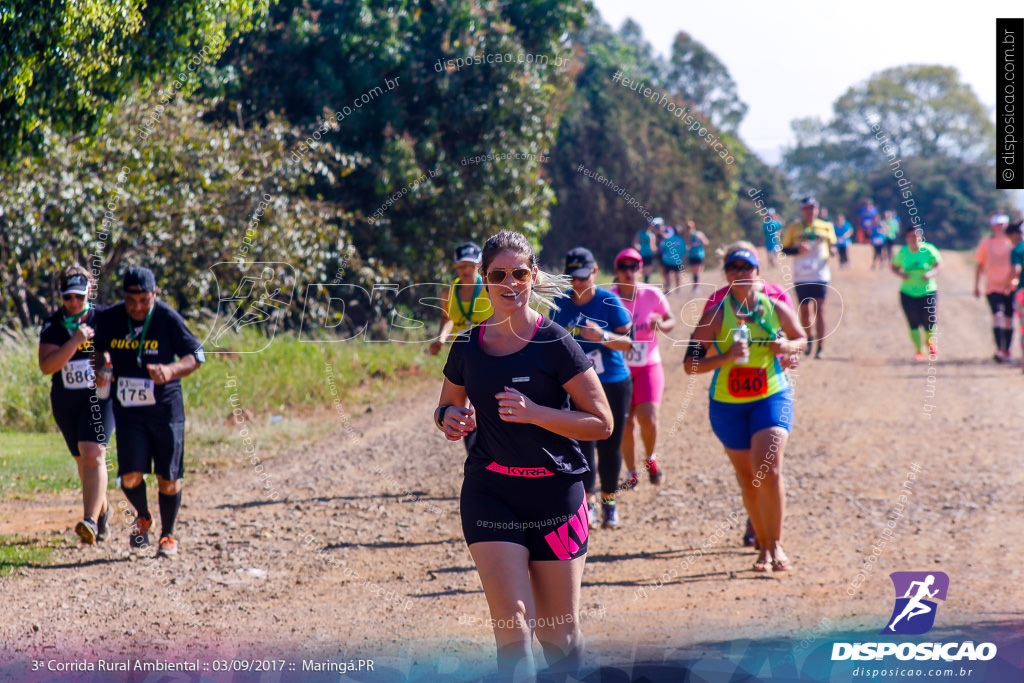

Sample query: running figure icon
[882,571,949,635]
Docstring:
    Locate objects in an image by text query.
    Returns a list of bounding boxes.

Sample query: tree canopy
[0,0,268,165]
[783,65,1007,248]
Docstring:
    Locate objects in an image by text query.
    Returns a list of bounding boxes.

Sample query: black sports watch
[435,405,451,429]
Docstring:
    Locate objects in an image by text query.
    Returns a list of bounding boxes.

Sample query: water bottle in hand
[733,323,750,364]
[95,361,113,400]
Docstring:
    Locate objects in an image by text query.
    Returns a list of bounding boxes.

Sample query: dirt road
[2,244,1022,682]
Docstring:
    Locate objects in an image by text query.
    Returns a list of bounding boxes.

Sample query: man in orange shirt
[975,213,1016,362]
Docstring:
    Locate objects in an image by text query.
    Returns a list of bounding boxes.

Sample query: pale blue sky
[592,0,1018,166]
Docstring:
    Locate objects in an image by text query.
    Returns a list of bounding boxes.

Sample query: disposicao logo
[832,571,997,662]
[883,571,948,635]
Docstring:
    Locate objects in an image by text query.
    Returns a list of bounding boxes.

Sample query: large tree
[0,0,268,164]
[206,0,588,282]
[830,65,994,162]
[543,15,753,269]
[783,65,1006,247]
[664,32,747,133]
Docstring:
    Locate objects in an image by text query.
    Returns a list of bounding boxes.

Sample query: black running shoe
[96,505,110,543]
[129,515,152,549]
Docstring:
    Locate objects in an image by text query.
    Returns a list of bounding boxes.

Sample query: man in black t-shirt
[94,266,205,557]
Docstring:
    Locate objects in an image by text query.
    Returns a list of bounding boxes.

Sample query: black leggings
[577,377,632,496]
[900,292,937,330]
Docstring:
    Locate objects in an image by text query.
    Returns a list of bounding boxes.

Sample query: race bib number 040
[727,367,768,398]
[117,376,156,407]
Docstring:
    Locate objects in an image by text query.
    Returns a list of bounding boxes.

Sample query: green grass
[3,327,444,433]
[0,534,69,576]
[183,328,442,420]
[0,330,55,433]
[0,432,84,496]
[0,327,445,496]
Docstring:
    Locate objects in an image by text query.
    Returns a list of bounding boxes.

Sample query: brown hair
[481,230,570,311]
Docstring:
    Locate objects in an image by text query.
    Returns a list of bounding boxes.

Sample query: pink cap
[614,248,643,266]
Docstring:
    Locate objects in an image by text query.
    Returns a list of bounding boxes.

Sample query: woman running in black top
[437,230,612,681]
[38,265,114,544]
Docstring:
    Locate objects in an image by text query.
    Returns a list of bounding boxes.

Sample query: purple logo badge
[882,572,949,635]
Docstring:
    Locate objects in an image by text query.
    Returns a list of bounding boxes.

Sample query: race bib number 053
[117,376,156,407]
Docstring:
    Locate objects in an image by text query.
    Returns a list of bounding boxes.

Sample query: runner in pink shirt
[975,213,1016,362]
[609,248,676,489]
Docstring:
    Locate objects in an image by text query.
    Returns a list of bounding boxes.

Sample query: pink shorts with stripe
[629,362,664,408]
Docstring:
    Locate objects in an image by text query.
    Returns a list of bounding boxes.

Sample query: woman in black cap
[552,247,634,530]
[429,242,495,356]
[38,265,114,544]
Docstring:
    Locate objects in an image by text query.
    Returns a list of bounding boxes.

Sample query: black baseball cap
[123,266,157,293]
[59,273,90,296]
[564,247,596,278]
[800,196,818,208]
[454,242,482,264]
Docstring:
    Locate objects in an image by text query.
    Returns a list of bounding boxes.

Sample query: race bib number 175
[117,377,156,407]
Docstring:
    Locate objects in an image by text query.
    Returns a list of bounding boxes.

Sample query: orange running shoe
[157,535,178,557]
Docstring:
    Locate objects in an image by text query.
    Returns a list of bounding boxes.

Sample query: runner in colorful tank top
[684,247,806,573]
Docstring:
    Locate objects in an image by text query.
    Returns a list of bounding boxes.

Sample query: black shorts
[687,256,704,266]
[900,292,937,330]
[461,467,587,561]
[872,243,884,257]
[986,292,1014,318]
[115,416,185,480]
[794,282,828,302]
[837,244,849,264]
[50,392,115,457]
[661,263,684,272]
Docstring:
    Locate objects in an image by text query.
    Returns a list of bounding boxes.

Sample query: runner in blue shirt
[763,209,782,268]
[834,213,854,269]
[552,247,633,529]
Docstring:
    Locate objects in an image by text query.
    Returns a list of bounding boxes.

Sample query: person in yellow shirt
[429,242,495,356]
[781,197,837,359]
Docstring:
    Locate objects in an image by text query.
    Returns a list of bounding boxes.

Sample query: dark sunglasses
[485,268,532,285]
[616,262,641,272]
[62,293,86,301]
[725,262,756,273]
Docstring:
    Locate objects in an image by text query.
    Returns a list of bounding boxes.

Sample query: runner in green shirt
[892,229,942,361]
